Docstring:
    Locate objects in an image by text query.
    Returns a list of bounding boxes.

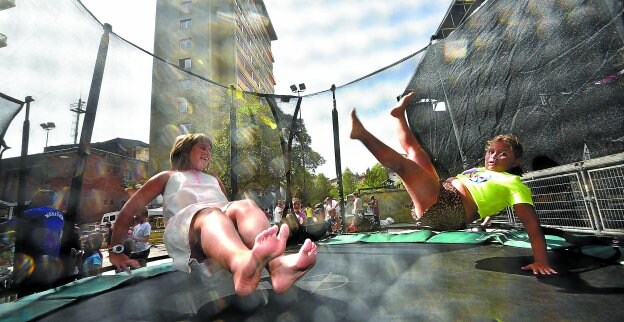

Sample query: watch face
[112,245,124,253]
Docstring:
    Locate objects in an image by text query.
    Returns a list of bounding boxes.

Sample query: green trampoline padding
[0,263,173,322]
[322,229,574,250]
[322,230,435,244]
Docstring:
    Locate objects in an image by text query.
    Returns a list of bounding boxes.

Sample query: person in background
[273,200,284,225]
[352,193,364,215]
[122,216,139,257]
[108,133,317,296]
[128,211,151,267]
[344,194,356,232]
[291,198,307,225]
[3,189,65,295]
[369,195,380,225]
[304,203,314,224]
[104,221,113,248]
[81,232,103,277]
[312,204,324,223]
[349,92,556,275]
[60,223,82,279]
[324,197,341,233]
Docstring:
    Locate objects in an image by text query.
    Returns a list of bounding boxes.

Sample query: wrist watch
[108,244,125,254]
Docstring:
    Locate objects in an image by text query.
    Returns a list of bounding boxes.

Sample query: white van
[100,211,119,229]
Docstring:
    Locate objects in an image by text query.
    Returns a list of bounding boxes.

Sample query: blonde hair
[485,134,524,158]
[169,133,213,170]
[486,134,524,175]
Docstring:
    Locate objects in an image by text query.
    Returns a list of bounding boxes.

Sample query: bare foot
[349,109,367,140]
[390,92,414,118]
[231,225,285,295]
[269,239,318,293]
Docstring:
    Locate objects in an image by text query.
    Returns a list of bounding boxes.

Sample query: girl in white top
[109,133,318,296]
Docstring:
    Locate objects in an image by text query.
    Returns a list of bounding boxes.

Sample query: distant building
[0,138,149,224]
[0,0,16,48]
[149,0,278,174]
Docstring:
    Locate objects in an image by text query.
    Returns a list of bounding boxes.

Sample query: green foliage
[341,168,358,195]
[207,93,326,200]
[306,173,332,205]
[361,163,389,189]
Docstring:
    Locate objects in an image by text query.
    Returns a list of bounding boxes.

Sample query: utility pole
[70,98,86,144]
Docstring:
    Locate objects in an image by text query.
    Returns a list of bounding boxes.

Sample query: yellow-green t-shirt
[455,168,533,219]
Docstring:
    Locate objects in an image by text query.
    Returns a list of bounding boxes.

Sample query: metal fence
[502,153,624,236]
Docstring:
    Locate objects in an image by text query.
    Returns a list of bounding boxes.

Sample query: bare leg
[225,200,317,293]
[192,208,284,296]
[350,109,440,215]
[390,92,439,181]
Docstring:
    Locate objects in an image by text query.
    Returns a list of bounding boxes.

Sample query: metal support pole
[330,85,347,232]
[229,84,238,200]
[64,23,111,252]
[13,96,34,265]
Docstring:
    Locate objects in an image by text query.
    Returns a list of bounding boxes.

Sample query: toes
[278,223,290,240]
[256,226,279,243]
[301,239,318,255]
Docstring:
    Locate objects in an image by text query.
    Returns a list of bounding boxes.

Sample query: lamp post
[40,122,55,187]
[40,122,56,150]
[290,83,306,201]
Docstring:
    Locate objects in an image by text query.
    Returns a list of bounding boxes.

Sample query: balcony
[0,0,15,11]
[0,33,6,48]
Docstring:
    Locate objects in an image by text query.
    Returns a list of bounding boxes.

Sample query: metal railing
[504,152,624,236]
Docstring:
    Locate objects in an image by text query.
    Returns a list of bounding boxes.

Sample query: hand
[521,262,557,276]
[109,252,140,273]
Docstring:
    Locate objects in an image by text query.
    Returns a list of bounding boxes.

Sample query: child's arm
[514,203,557,275]
[109,171,171,272]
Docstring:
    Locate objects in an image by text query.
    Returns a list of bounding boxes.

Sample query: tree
[361,163,389,189]
[342,168,358,195]
[307,173,332,206]
[208,92,326,201]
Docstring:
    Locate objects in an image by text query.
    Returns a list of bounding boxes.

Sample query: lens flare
[13,254,35,283]
[444,39,467,62]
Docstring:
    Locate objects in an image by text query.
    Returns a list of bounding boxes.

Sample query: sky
[1,0,452,178]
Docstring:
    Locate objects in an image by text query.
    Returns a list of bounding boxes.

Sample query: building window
[180,1,191,14]
[179,58,192,70]
[178,101,189,113]
[180,123,192,134]
[180,19,191,30]
[180,38,192,49]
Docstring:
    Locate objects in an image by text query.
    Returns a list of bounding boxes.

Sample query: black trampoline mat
[36,243,624,321]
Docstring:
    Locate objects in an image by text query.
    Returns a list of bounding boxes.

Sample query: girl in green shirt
[350,92,556,276]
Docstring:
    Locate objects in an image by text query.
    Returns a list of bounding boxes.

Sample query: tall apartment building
[0,0,16,48]
[150,0,277,174]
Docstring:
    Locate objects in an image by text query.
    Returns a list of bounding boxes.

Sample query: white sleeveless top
[162,171,229,223]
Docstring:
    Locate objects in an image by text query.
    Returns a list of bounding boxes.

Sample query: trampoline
[3,229,624,322]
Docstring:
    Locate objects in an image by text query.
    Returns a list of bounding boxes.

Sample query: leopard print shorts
[417,181,467,231]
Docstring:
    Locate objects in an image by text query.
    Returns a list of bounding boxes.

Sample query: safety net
[1,0,621,214]
[0,0,623,305]
[0,93,23,157]
[406,0,624,177]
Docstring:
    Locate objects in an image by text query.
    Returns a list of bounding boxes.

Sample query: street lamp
[290,83,306,96]
[40,121,55,188]
[40,122,56,150]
